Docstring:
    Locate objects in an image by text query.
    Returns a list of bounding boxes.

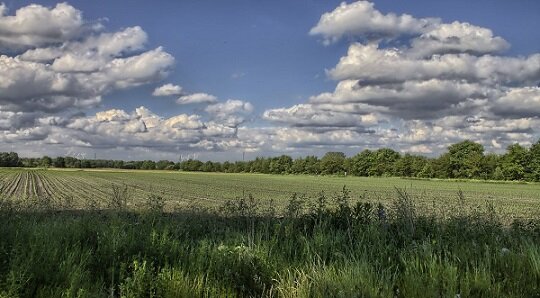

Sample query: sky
[0,1,539,161]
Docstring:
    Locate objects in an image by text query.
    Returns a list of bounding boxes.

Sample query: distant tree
[156,160,173,170]
[234,161,248,173]
[418,162,435,178]
[493,166,504,180]
[201,161,214,172]
[372,148,400,176]
[141,160,156,170]
[269,155,292,174]
[501,143,528,180]
[0,152,20,167]
[40,156,52,168]
[53,157,65,168]
[482,153,500,180]
[321,152,346,175]
[394,154,426,177]
[304,156,321,174]
[113,160,125,169]
[447,140,485,178]
[529,139,540,181]
[180,159,203,171]
[291,157,307,174]
[349,150,375,176]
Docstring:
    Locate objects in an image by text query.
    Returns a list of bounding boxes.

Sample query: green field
[1,168,539,219]
[2,168,540,297]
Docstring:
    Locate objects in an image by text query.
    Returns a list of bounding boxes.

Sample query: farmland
[1,168,540,297]
[1,168,539,220]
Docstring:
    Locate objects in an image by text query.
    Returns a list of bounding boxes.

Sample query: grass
[1,168,540,296]
[0,187,539,297]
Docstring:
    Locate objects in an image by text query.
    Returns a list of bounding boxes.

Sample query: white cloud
[1,1,539,159]
[492,87,540,118]
[263,103,379,129]
[204,99,254,127]
[176,93,217,104]
[95,109,131,122]
[409,21,509,58]
[205,99,254,116]
[153,83,183,96]
[0,3,93,50]
[261,1,540,155]
[310,1,437,44]
[328,43,540,85]
[54,106,253,153]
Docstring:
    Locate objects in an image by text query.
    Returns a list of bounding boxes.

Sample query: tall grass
[0,187,539,297]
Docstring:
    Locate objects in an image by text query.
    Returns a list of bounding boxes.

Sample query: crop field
[0,168,539,219]
[2,168,540,297]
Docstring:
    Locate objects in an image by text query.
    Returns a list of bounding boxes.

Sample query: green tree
[156,160,173,170]
[141,160,156,170]
[372,148,400,176]
[304,156,320,174]
[320,152,346,175]
[41,156,52,168]
[395,154,426,177]
[349,150,375,176]
[269,155,292,174]
[493,166,504,180]
[501,143,528,180]
[529,139,540,181]
[447,140,485,178]
[482,153,500,180]
[0,152,20,167]
[53,157,65,168]
[418,162,435,178]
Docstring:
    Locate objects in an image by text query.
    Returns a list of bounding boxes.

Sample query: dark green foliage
[447,140,485,178]
[0,152,20,167]
[320,152,346,175]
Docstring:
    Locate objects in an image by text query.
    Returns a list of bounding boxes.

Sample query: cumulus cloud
[264,1,540,155]
[1,1,539,159]
[409,21,509,58]
[153,83,183,96]
[308,78,491,119]
[51,106,255,153]
[205,99,254,127]
[310,1,436,44]
[263,103,379,129]
[176,93,217,104]
[0,2,262,159]
[327,43,540,85]
[205,99,254,116]
[492,87,540,118]
[0,3,93,50]
[0,2,174,130]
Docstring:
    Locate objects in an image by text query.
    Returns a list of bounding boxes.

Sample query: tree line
[1,139,540,181]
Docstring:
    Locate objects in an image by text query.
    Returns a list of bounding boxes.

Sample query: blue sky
[1,1,539,160]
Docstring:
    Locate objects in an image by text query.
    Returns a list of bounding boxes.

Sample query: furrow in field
[54,173,110,205]
[35,171,53,198]
[41,173,73,202]
[50,173,108,205]
[20,171,29,198]
[5,172,23,197]
[0,172,10,194]
[64,174,113,199]
[71,172,192,205]
[29,171,39,198]
[47,174,90,202]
